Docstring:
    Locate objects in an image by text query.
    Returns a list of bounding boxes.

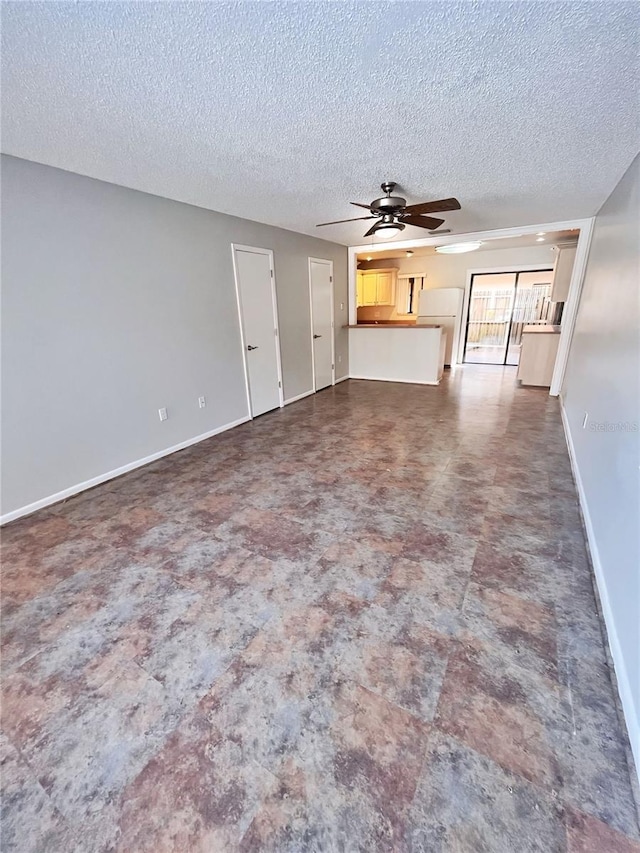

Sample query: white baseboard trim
[348,374,440,386]
[333,374,350,385]
[284,389,315,405]
[0,415,251,525]
[560,402,640,784]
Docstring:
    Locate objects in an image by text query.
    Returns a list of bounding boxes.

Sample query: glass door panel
[505,271,554,365]
[463,273,516,364]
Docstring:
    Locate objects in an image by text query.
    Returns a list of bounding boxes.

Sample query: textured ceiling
[2,2,639,246]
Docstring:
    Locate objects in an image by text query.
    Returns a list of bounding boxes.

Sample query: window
[396,274,425,315]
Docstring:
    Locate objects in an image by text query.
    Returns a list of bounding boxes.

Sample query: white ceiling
[2,2,639,246]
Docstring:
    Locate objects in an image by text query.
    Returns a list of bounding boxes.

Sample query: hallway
[2,368,638,851]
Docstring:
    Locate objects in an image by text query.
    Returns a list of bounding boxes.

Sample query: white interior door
[233,246,282,417]
[309,259,334,391]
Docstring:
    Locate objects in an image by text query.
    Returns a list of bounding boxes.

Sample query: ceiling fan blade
[350,202,373,210]
[363,222,380,237]
[316,216,376,226]
[403,197,461,215]
[400,215,446,230]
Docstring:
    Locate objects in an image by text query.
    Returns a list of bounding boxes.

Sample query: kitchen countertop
[521,325,562,334]
[344,323,441,329]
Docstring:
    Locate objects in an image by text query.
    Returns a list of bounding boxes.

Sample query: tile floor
[1,368,639,852]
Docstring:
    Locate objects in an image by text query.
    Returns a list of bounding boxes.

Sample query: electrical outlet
[158,408,168,422]
[582,412,588,429]
[198,396,206,409]
[340,302,344,311]
[338,355,342,363]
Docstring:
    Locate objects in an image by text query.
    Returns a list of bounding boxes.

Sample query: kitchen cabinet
[550,245,576,302]
[517,325,561,386]
[356,269,397,306]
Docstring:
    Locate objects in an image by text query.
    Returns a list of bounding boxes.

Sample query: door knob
[247,345,258,351]
[313,334,322,339]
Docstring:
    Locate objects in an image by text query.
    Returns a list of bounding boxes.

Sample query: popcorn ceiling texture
[2,1,639,245]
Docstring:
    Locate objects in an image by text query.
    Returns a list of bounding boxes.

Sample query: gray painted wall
[562,153,640,772]
[1,155,348,516]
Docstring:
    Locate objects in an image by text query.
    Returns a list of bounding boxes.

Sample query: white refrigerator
[416,288,464,367]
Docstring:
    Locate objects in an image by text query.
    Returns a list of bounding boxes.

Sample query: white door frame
[347,217,596,396]
[231,243,284,417]
[308,257,336,389]
[457,264,556,365]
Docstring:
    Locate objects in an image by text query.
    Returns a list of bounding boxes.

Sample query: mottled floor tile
[434,638,567,789]
[558,657,640,838]
[215,506,335,563]
[312,538,396,602]
[373,556,469,637]
[115,708,275,852]
[330,682,431,848]
[566,807,640,852]
[337,619,449,722]
[1,370,637,851]
[406,731,566,852]
[461,582,559,680]
[0,733,73,853]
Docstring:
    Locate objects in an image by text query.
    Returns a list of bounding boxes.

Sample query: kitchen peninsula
[346,323,445,385]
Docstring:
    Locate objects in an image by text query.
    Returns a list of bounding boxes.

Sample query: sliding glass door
[463,269,554,366]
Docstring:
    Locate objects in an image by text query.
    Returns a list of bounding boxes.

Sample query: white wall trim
[348,374,440,386]
[560,400,640,784]
[284,389,315,405]
[334,374,350,384]
[0,416,251,526]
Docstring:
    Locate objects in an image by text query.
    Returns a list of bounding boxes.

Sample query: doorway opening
[462,269,555,366]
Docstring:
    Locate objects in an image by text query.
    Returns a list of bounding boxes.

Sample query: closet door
[232,245,283,416]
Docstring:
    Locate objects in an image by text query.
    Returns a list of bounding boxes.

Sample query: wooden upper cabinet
[550,245,577,303]
[376,272,394,305]
[363,273,378,305]
[356,268,397,306]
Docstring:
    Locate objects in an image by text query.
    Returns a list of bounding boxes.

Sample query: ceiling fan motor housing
[370,181,406,214]
[370,195,407,213]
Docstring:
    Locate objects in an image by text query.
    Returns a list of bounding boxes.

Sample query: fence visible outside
[465,281,552,364]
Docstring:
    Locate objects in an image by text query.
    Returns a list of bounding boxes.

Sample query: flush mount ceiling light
[406,250,414,257]
[536,237,545,242]
[435,241,483,254]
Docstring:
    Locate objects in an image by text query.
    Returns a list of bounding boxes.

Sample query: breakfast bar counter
[346,324,445,385]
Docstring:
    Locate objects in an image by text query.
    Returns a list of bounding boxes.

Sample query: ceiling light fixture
[406,250,414,257]
[365,255,373,261]
[435,241,483,254]
[374,217,406,240]
[536,237,545,242]
[536,232,546,236]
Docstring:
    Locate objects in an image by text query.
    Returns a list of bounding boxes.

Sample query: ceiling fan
[316,182,461,240]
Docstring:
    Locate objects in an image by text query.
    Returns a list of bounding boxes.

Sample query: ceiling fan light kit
[373,217,406,239]
[316,181,461,240]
